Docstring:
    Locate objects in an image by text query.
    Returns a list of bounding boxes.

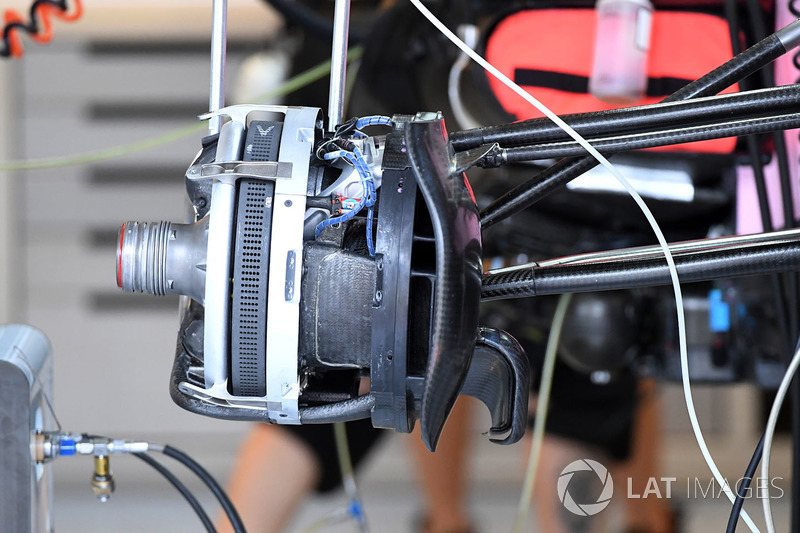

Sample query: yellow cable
[513,293,573,533]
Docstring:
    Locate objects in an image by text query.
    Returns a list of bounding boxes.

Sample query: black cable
[727,332,800,531]
[160,445,247,533]
[132,453,216,533]
[725,433,764,533]
[495,112,800,162]
[452,84,800,151]
[478,23,794,229]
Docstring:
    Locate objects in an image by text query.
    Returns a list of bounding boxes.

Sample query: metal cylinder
[117,219,208,303]
[209,0,228,134]
[327,0,351,131]
[117,221,171,295]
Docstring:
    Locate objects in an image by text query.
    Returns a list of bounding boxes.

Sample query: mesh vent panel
[230,120,282,396]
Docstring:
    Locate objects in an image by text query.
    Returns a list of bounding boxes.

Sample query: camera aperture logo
[558,459,614,516]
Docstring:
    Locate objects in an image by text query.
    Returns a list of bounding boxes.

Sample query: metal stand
[328,0,351,131]
[209,0,228,135]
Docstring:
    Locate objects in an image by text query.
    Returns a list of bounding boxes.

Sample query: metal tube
[777,17,800,51]
[328,0,351,132]
[209,0,228,135]
[535,228,800,267]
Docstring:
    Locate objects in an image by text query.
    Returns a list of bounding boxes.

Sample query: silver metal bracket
[186,161,294,186]
[186,104,321,424]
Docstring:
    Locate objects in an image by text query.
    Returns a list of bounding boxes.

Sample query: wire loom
[1,0,83,59]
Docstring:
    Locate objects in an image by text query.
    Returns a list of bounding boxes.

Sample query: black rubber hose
[479,26,793,229]
[497,112,800,162]
[160,445,247,533]
[132,453,216,533]
[481,239,800,300]
[725,433,764,533]
[453,84,800,151]
[299,394,376,423]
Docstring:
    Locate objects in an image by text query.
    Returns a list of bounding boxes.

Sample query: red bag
[484,9,738,153]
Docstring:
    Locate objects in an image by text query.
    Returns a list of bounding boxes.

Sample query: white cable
[407,1,760,531]
[514,293,573,533]
[761,342,800,532]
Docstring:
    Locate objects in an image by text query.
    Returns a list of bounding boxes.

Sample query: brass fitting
[91,455,115,502]
[32,432,46,463]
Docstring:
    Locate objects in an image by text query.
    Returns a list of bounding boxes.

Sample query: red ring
[117,223,125,288]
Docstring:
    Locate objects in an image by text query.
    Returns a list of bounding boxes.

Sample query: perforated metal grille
[231,179,275,396]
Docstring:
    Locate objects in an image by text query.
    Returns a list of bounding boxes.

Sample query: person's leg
[408,396,474,533]
[217,424,321,533]
[616,379,675,533]
[532,434,607,533]
[529,361,638,533]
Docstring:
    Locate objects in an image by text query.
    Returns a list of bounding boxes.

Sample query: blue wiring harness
[354,115,393,129]
[314,116,393,257]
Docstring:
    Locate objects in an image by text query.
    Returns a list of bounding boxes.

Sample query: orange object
[485,9,738,153]
[4,0,83,58]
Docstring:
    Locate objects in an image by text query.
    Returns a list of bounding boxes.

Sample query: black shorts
[534,359,638,461]
[282,419,386,493]
[482,297,639,462]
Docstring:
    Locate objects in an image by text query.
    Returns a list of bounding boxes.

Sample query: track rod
[482,229,800,300]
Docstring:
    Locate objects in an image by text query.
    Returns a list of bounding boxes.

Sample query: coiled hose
[1,0,82,58]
